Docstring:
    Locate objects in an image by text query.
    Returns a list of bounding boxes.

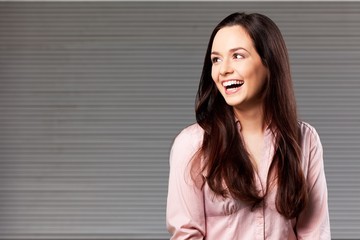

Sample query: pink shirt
[166,121,330,239]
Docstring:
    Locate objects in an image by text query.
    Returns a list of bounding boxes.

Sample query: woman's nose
[219,59,234,76]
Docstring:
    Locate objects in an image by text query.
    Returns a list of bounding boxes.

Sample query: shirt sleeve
[166,128,206,240]
[296,127,331,240]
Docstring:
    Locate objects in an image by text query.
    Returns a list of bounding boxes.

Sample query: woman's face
[211,25,268,111]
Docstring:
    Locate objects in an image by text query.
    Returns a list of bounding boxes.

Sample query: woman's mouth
[222,80,244,94]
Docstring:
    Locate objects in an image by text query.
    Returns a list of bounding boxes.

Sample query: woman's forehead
[211,25,254,53]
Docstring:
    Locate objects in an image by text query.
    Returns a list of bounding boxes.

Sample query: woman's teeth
[223,80,244,89]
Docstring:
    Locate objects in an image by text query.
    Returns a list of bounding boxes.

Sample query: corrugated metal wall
[0,2,359,239]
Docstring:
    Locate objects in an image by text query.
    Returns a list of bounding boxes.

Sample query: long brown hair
[194,12,307,219]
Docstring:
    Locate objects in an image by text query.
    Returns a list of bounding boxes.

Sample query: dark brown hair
[194,12,307,219]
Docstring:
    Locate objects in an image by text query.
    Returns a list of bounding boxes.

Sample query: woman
[166,12,330,239]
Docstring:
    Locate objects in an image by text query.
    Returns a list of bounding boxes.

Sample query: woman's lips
[222,79,244,94]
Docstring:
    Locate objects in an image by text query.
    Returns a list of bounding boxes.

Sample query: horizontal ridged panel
[0,2,359,239]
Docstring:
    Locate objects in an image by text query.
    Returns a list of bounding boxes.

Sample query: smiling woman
[210,25,268,113]
[166,12,331,239]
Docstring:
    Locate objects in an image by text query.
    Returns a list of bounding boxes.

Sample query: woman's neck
[234,105,266,134]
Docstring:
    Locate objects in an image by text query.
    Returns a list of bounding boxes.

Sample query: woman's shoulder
[172,123,204,150]
[298,121,320,140]
[169,123,204,167]
[298,121,322,152]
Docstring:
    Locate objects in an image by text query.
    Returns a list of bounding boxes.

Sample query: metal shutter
[0,2,359,239]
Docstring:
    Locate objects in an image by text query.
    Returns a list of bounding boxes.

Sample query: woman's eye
[234,53,244,59]
[211,57,221,63]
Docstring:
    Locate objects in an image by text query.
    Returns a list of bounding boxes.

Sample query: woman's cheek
[211,67,217,82]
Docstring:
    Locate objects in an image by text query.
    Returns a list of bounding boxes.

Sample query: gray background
[0,1,359,239]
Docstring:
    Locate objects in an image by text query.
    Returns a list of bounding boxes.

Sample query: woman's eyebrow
[211,47,249,55]
[210,51,220,55]
[229,47,250,53]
